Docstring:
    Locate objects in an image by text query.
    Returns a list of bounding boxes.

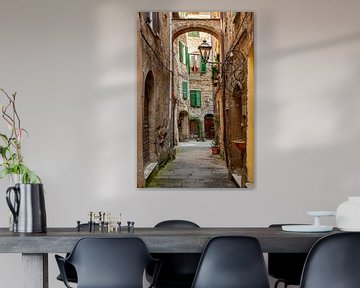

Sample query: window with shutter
[196,91,202,107]
[147,12,160,35]
[152,12,160,34]
[200,57,207,73]
[190,90,201,108]
[190,54,200,73]
[179,41,184,63]
[182,81,188,100]
[187,31,200,37]
[190,90,197,107]
[185,47,190,73]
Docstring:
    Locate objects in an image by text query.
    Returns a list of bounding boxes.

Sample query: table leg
[22,253,48,288]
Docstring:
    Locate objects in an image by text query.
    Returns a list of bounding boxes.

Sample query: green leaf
[21,128,29,137]
[0,168,9,179]
[0,146,8,158]
[0,133,8,142]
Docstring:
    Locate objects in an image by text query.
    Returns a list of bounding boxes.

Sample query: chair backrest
[151,220,201,287]
[268,224,308,285]
[300,232,360,288]
[66,237,154,288]
[155,219,200,228]
[191,236,270,288]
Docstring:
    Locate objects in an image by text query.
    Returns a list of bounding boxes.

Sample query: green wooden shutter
[196,91,202,107]
[179,41,184,63]
[200,57,207,73]
[190,90,201,107]
[182,81,188,100]
[190,90,196,107]
[188,31,200,37]
[185,46,190,73]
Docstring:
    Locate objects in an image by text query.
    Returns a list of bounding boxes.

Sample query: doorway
[143,71,154,167]
[204,114,214,139]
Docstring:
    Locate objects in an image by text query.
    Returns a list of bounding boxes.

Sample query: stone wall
[218,12,254,187]
[174,32,190,143]
[137,12,172,187]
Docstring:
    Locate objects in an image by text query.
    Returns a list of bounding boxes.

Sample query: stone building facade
[173,32,190,143]
[187,32,214,140]
[173,13,220,142]
[215,12,254,187]
[137,12,172,187]
[174,31,214,141]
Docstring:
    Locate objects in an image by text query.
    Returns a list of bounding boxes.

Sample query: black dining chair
[56,223,99,284]
[191,236,270,288]
[300,232,360,288]
[55,237,160,288]
[148,220,201,288]
[268,224,308,288]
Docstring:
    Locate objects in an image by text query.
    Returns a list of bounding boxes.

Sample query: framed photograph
[137,12,254,188]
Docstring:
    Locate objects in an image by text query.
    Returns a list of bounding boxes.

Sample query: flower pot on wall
[232,140,246,151]
[6,183,47,233]
[336,196,360,231]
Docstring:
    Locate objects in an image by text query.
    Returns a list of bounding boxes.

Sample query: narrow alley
[147,141,237,188]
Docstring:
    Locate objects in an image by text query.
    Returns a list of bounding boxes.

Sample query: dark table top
[0,227,340,254]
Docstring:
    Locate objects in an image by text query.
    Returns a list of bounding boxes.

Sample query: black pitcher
[6,183,47,233]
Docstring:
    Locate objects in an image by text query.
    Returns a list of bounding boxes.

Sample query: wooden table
[0,227,339,288]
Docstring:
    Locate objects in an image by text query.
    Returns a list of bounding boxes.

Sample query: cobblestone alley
[147,141,237,188]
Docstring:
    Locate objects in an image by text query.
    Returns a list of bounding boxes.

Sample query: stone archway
[172,18,221,143]
[172,18,221,42]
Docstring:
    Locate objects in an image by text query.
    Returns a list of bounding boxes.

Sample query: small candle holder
[307,211,336,227]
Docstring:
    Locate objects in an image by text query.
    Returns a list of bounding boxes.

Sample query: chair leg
[274,280,288,288]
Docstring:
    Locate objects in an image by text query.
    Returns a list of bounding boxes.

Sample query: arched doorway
[189,119,199,139]
[228,84,246,174]
[204,114,214,139]
[143,71,154,168]
[178,111,189,142]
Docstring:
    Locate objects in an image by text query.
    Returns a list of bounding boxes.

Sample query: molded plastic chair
[154,220,200,229]
[149,220,201,288]
[55,237,160,288]
[191,236,270,288]
[268,224,308,288]
[56,262,77,284]
[56,223,99,284]
[300,232,360,288]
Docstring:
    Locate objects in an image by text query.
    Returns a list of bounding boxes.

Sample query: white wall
[1,0,360,287]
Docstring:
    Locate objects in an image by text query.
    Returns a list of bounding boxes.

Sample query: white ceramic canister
[336,196,360,231]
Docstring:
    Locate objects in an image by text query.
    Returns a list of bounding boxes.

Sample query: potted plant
[211,132,220,155]
[0,89,40,183]
[0,88,46,233]
[211,64,219,86]
[211,114,220,155]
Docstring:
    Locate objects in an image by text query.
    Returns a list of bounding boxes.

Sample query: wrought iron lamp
[198,39,247,92]
[198,39,213,63]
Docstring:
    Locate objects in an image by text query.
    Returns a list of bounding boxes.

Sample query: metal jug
[6,183,47,233]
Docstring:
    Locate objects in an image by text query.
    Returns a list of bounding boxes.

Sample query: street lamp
[198,39,212,63]
[199,38,246,93]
